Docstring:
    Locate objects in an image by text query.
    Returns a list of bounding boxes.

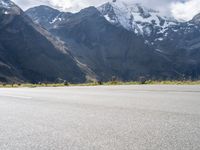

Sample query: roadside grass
[0,80,200,88]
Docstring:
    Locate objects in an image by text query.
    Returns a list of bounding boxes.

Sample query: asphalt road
[0,85,200,150]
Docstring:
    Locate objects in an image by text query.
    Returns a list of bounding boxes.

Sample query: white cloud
[13,0,109,11]
[171,0,200,21]
[13,0,177,14]
[13,0,46,10]
[47,0,177,14]
[48,0,107,12]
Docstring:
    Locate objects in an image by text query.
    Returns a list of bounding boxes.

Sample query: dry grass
[0,80,200,88]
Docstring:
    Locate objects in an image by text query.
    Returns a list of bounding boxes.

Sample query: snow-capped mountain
[0,0,21,15]
[98,0,178,37]
[27,0,178,38]
[25,5,73,30]
[1,0,200,83]
[98,0,200,52]
[0,0,13,9]
[26,4,200,80]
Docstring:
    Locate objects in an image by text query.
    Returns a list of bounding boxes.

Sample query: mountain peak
[98,1,177,36]
[0,0,14,8]
[192,13,200,24]
[0,0,21,15]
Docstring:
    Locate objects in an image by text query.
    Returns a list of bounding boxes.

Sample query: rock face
[1,0,199,83]
[26,1,200,81]
[25,6,179,81]
[25,5,73,30]
[0,0,85,83]
[192,13,200,24]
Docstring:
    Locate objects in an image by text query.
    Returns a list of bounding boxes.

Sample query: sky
[12,0,200,21]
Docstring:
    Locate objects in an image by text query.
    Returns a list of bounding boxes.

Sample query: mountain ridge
[0,0,86,83]
[1,0,200,83]
[98,1,178,36]
[26,4,200,81]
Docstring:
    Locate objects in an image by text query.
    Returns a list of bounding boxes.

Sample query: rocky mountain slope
[0,0,85,83]
[100,1,200,79]
[1,0,199,83]
[26,4,192,81]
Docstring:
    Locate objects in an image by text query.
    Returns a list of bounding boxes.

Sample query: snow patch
[98,1,178,36]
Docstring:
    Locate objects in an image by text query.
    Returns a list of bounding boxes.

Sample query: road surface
[0,85,200,150]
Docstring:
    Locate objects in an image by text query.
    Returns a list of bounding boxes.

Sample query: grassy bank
[0,80,200,88]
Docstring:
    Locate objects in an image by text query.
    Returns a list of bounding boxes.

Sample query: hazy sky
[13,0,200,21]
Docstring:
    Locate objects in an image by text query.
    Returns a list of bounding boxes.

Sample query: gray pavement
[0,85,200,150]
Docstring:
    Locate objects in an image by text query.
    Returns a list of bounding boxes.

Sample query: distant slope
[26,6,177,81]
[26,3,200,81]
[0,0,85,83]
